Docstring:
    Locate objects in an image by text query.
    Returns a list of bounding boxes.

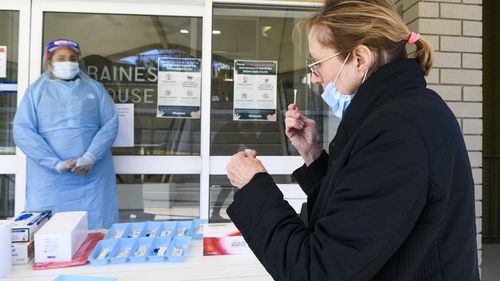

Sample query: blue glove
[76,152,97,167]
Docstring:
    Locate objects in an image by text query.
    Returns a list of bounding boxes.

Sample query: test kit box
[11,210,51,243]
[11,241,34,264]
[203,223,252,256]
[34,211,88,263]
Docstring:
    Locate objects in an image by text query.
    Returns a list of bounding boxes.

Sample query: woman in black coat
[225,0,480,280]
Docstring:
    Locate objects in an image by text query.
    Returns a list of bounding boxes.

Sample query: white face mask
[51,61,80,80]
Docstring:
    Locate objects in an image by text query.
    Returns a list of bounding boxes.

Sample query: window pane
[0,174,15,219]
[211,5,336,156]
[0,11,19,155]
[117,174,200,222]
[209,174,301,222]
[43,13,202,156]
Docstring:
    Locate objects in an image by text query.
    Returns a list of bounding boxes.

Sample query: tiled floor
[482,244,500,281]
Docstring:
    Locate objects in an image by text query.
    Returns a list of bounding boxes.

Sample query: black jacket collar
[329,59,427,161]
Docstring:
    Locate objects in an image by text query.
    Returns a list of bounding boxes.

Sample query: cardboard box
[34,211,88,263]
[11,241,34,264]
[203,223,252,256]
[11,211,51,243]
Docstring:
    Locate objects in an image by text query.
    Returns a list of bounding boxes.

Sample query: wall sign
[233,60,277,121]
[157,57,201,119]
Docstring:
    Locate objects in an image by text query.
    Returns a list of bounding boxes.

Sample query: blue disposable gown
[13,71,119,229]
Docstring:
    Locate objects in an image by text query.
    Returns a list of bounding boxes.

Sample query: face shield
[44,39,81,79]
[44,39,81,62]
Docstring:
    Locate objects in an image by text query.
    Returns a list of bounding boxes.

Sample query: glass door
[28,0,206,221]
[208,2,324,221]
[0,10,19,156]
[22,0,324,222]
[0,0,30,218]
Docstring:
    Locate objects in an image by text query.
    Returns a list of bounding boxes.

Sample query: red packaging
[203,223,252,256]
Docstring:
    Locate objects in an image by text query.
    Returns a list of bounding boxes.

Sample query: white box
[11,241,34,264]
[34,211,88,263]
[203,223,252,256]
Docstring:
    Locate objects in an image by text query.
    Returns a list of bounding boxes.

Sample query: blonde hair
[307,0,433,75]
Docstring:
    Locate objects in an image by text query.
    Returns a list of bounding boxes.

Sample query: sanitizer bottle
[0,220,12,278]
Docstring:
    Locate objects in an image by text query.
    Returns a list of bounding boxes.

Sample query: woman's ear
[352,44,373,75]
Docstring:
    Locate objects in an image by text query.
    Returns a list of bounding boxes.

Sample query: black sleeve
[227,116,429,281]
[292,150,329,196]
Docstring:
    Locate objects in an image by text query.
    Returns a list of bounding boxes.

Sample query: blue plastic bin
[129,237,154,263]
[158,221,178,238]
[88,239,117,266]
[53,275,116,281]
[104,223,130,240]
[143,221,162,238]
[108,238,137,264]
[190,219,208,239]
[147,236,172,262]
[167,236,191,262]
[127,222,146,238]
[175,221,192,237]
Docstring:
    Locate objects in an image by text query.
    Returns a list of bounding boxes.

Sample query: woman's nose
[311,73,321,84]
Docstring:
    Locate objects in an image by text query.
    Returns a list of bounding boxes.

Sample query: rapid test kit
[11,210,51,243]
[11,240,34,265]
[34,211,88,263]
[10,210,51,264]
[203,223,251,256]
[88,219,206,265]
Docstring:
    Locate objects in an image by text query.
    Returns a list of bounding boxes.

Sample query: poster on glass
[0,46,6,78]
[157,57,201,119]
[112,103,134,147]
[233,60,277,122]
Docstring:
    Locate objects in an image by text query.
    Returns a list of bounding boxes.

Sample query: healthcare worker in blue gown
[13,39,119,229]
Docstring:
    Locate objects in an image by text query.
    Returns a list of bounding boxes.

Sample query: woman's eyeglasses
[306,51,342,77]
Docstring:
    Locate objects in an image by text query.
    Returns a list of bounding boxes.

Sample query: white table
[4,241,273,281]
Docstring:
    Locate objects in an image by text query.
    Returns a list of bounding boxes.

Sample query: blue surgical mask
[321,52,355,119]
[52,61,80,80]
[321,82,355,119]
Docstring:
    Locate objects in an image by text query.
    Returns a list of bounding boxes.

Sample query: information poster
[0,46,6,78]
[233,60,277,121]
[113,103,134,147]
[157,57,201,119]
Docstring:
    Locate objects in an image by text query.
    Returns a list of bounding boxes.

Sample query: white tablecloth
[4,241,272,281]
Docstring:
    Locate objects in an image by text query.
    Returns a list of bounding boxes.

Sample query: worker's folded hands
[56,159,77,173]
[57,152,96,176]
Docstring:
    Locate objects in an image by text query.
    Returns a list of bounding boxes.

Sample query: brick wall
[394,0,483,266]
